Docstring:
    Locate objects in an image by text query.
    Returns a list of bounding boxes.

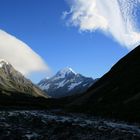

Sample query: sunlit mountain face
[0,59,48,103]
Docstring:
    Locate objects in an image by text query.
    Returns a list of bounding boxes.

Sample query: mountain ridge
[0,59,48,98]
[38,67,97,98]
[66,45,140,122]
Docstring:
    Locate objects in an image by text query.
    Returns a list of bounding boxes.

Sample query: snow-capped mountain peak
[0,59,48,98]
[0,59,9,68]
[59,67,77,74]
[38,67,97,98]
[56,67,77,77]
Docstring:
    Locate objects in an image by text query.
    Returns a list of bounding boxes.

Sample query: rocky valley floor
[0,110,140,140]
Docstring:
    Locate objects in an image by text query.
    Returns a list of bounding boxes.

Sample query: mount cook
[38,67,97,98]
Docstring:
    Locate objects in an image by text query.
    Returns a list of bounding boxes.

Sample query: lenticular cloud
[64,0,140,49]
[0,29,49,75]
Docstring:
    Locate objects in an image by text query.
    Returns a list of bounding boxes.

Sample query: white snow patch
[0,63,3,68]
[83,83,88,87]
[45,77,50,80]
[53,67,77,81]
[55,80,67,88]
[59,67,77,75]
[68,82,82,90]
[53,74,65,80]
[40,84,50,90]
[0,59,9,68]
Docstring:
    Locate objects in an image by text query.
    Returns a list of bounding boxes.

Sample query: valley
[0,45,140,139]
[0,46,140,140]
[1,0,140,139]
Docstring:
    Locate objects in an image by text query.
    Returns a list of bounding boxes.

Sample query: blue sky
[1,0,139,82]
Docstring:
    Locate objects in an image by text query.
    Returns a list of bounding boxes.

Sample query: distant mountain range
[0,60,47,98]
[66,45,140,122]
[38,67,97,98]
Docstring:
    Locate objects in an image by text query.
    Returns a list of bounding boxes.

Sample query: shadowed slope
[68,45,140,121]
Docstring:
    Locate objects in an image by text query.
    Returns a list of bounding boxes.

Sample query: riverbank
[0,110,140,140]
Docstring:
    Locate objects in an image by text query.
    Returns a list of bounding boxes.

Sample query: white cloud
[0,29,49,75]
[64,0,140,49]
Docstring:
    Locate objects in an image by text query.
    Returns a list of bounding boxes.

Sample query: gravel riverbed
[0,110,140,140]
